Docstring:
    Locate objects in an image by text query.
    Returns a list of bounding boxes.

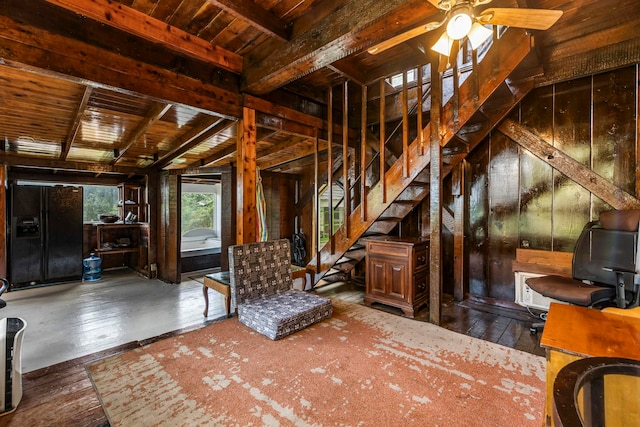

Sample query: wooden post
[429,62,443,325]
[236,107,257,245]
[452,161,466,301]
[313,128,320,273]
[379,78,386,203]
[417,66,424,156]
[343,81,350,238]
[0,165,6,278]
[361,84,368,221]
[328,87,334,254]
[402,70,409,178]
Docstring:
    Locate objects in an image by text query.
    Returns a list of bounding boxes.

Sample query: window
[181,180,221,237]
[387,69,417,89]
[318,184,345,246]
[83,185,119,222]
[14,181,119,222]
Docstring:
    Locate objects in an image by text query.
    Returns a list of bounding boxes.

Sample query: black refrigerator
[9,184,83,289]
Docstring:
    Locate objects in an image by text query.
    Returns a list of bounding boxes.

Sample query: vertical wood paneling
[520,86,553,251]
[487,132,520,302]
[464,65,639,303]
[157,171,180,283]
[220,167,235,270]
[467,144,489,297]
[553,79,591,251]
[592,67,637,199]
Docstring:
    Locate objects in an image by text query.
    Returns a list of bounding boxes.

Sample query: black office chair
[526,210,640,332]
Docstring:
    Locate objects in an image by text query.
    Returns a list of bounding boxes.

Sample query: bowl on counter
[99,214,120,223]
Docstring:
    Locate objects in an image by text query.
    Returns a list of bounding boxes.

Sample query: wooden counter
[540,303,640,426]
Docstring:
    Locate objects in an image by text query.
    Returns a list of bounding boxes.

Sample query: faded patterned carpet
[87,299,546,426]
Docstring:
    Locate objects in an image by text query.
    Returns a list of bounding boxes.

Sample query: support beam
[499,119,640,210]
[429,58,442,326]
[236,108,257,244]
[60,86,92,161]
[206,0,289,42]
[153,118,234,169]
[113,103,173,164]
[44,0,242,73]
[0,12,242,118]
[452,161,466,302]
[242,0,431,94]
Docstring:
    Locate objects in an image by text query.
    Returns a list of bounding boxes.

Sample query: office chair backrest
[572,225,638,289]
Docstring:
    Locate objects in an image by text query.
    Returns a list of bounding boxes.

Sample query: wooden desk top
[540,303,640,360]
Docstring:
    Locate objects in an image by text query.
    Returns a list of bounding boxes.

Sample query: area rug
[87,299,546,426]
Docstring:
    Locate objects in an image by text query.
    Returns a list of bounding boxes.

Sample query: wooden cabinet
[364,237,429,317]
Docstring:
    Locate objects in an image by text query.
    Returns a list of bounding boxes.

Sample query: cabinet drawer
[414,248,428,271]
[413,271,428,299]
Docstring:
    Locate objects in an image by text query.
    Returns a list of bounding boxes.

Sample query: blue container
[83,253,102,281]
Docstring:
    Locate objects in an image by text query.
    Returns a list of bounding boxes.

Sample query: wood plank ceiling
[0,0,639,181]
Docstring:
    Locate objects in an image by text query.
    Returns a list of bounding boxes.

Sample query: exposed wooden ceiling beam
[206,0,289,42]
[151,118,234,169]
[43,0,242,74]
[258,140,330,170]
[198,143,236,168]
[0,14,242,119]
[244,94,325,129]
[60,86,92,161]
[113,103,173,164]
[536,37,640,87]
[256,113,324,140]
[326,63,367,86]
[499,119,640,210]
[242,0,436,95]
[0,153,146,175]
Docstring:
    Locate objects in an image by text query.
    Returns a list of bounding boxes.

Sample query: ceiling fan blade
[427,0,447,9]
[478,8,563,31]
[367,20,444,55]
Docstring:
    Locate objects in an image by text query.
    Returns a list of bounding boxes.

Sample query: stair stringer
[307,28,534,285]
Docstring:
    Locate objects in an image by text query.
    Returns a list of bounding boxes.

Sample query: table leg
[202,285,209,317]
[224,295,231,317]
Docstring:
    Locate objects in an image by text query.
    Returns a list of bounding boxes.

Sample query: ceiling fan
[367,0,563,57]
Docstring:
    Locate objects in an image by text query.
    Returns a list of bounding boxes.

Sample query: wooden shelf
[94,247,138,255]
[94,223,142,259]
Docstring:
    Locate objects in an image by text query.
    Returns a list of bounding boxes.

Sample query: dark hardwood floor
[0,278,545,426]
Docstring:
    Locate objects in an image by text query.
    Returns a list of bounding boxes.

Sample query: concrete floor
[0,268,225,372]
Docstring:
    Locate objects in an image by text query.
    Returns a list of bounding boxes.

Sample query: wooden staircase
[307,28,537,286]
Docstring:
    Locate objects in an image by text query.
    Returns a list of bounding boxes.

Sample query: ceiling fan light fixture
[431,31,453,56]
[467,22,492,49]
[446,5,473,40]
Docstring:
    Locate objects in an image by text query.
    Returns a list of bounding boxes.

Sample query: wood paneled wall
[260,171,297,241]
[461,65,639,302]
